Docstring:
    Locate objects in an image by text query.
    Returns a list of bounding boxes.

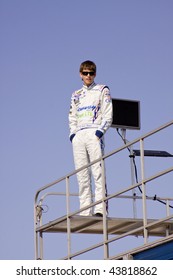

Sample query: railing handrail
[38,191,173,203]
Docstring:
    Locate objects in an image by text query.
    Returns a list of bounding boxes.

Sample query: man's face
[80,68,96,86]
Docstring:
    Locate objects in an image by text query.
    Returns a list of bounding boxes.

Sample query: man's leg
[86,130,107,215]
[72,130,92,216]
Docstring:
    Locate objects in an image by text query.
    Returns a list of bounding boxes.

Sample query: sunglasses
[82,71,95,76]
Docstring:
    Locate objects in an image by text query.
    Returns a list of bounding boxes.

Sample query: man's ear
[80,72,83,81]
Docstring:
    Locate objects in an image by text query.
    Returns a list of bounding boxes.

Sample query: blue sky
[0,0,173,260]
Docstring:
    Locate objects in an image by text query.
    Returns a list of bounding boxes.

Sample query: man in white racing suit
[69,60,112,216]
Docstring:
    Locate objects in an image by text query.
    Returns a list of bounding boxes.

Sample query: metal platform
[34,121,173,259]
[36,215,173,237]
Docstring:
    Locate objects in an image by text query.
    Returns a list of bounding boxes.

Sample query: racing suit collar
[83,82,96,90]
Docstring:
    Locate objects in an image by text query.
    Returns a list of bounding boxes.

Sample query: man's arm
[69,94,77,141]
[96,86,113,137]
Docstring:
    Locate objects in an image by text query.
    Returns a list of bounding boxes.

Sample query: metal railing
[34,120,173,259]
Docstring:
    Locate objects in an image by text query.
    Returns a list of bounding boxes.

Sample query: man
[69,60,112,216]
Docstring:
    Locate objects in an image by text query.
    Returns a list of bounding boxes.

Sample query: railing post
[166,199,170,236]
[40,232,43,260]
[101,158,109,259]
[66,176,71,259]
[34,204,38,260]
[140,139,148,244]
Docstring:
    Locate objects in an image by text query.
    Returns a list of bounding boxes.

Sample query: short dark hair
[79,60,96,73]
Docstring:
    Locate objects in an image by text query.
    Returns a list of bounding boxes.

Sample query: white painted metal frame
[34,120,173,259]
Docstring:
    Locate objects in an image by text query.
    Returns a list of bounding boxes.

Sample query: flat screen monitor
[111,98,141,130]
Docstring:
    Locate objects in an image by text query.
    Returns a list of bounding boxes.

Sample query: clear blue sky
[0,0,173,259]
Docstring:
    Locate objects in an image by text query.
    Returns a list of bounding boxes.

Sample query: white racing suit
[69,82,113,215]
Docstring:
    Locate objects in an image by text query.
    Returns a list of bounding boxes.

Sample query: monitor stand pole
[121,129,137,219]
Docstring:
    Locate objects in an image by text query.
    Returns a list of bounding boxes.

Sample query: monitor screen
[111,98,141,130]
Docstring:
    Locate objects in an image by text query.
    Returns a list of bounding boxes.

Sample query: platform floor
[36,215,173,237]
